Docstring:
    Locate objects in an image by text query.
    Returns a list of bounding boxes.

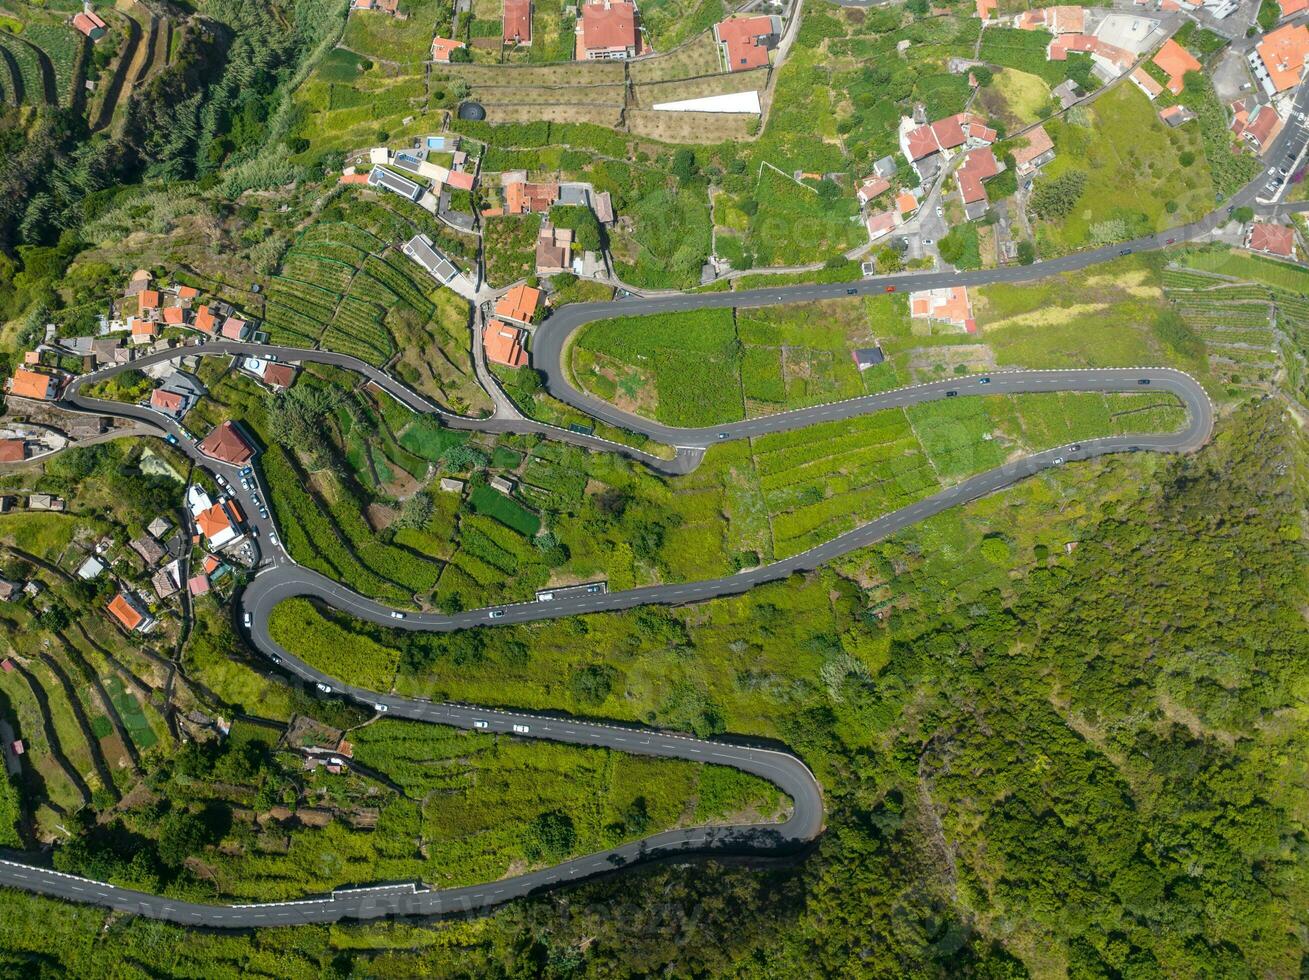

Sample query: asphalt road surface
[8,71,1267,920]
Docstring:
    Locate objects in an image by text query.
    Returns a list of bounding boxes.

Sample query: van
[537,592,554,602]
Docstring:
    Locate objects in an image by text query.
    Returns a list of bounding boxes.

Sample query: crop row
[300,221,385,253]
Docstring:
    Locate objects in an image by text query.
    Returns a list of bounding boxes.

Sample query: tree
[874,246,903,274]
[450,46,472,64]
[1232,205,1254,224]
[1016,239,1035,265]
[1030,170,1089,220]
[527,810,577,861]
[670,149,698,184]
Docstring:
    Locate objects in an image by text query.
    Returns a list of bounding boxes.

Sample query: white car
[512,724,529,734]
[1053,457,1065,466]
[390,611,405,620]
[242,612,252,627]
[316,682,332,693]
[489,609,504,619]
[374,703,388,713]
[473,720,489,730]
[537,592,554,602]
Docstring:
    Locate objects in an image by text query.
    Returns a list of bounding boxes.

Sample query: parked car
[242,612,252,627]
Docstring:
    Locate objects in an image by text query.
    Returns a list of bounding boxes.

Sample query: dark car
[979,377,991,384]
[945,390,958,398]
[1137,379,1151,385]
[846,288,857,295]
[1119,248,1133,256]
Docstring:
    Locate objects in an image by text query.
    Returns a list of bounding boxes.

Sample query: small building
[73,10,108,41]
[495,283,543,324]
[27,494,65,511]
[1158,104,1196,127]
[910,286,976,334]
[489,475,515,494]
[856,176,891,206]
[188,574,211,597]
[1152,38,1202,96]
[402,234,457,283]
[503,0,532,45]
[153,562,181,600]
[150,387,187,418]
[483,319,529,368]
[713,15,780,72]
[535,224,572,274]
[193,307,218,334]
[0,578,18,601]
[873,156,898,179]
[1256,22,1309,94]
[1232,102,1284,151]
[221,317,249,341]
[0,439,24,463]
[162,306,187,327]
[130,534,166,566]
[1052,80,1081,109]
[439,477,465,493]
[147,516,172,539]
[578,0,638,60]
[1012,124,1056,176]
[865,209,900,241]
[195,501,240,549]
[1247,222,1296,258]
[896,190,919,217]
[8,368,59,401]
[368,166,424,202]
[955,147,1004,220]
[852,346,886,370]
[1014,5,1084,34]
[503,174,558,214]
[431,36,465,62]
[198,421,255,466]
[262,363,297,390]
[107,592,154,634]
[1129,67,1164,101]
[76,556,105,581]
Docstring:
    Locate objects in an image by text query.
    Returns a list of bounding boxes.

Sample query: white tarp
[651,90,761,114]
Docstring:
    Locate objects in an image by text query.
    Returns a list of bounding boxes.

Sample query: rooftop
[197,421,255,466]
[581,0,637,53]
[9,369,56,401]
[1249,222,1296,257]
[1258,23,1309,93]
[503,0,531,44]
[495,283,544,323]
[715,15,778,71]
[107,593,147,632]
[483,319,529,367]
[1152,38,1202,95]
[432,36,465,62]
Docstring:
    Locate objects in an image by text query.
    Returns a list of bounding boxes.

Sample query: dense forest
[0,401,1303,977]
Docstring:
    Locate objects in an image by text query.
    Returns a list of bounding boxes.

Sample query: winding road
[5,68,1289,922]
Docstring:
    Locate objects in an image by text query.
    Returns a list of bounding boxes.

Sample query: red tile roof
[139,290,160,310]
[151,389,185,413]
[262,363,296,389]
[197,421,254,465]
[188,574,211,596]
[857,176,891,202]
[503,0,532,44]
[221,317,247,340]
[495,284,543,323]
[956,147,1002,204]
[431,37,464,62]
[0,439,24,462]
[195,502,234,541]
[178,286,200,300]
[581,0,637,53]
[107,594,145,631]
[483,319,528,367]
[72,11,107,38]
[163,306,186,325]
[1153,38,1202,95]
[1012,124,1054,172]
[194,307,217,333]
[9,369,55,400]
[715,16,777,71]
[1243,105,1283,148]
[1258,23,1309,93]
[1249,222,1296,257]
[445,169,476,191]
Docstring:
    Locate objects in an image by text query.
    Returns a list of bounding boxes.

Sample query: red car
[885,285,896,293]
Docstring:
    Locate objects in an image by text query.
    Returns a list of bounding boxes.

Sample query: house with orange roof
[0,439,25,462]
[483,320,529,367]
[138,289,160,311]
[495,283,544,324]
[865,209,900,241]
[536,224,572,274]
[857,176,891,206]
[129,317,157,343]
[1014,5,1084,34]
[150,388,187,417]
[221,317,249,341]
[909,286,976,334]
[178,285,200,300]
[1047,34,1134,74]
[503,174,558,214]
[955,147,1004,219]
[1233,103,1284,151]
[197,420,255,466]
[193,307,218,334]
[1247,222,1296,258]
[713,15,780,72]
[73,10,107,40]
[7,368,59,401]
[432,36,464,62]
[1129,67,1164,100]
[163,306,187,326]
[896,190,919,217]
[976,0,997,21]
[107,592,154,633]
[1257,23,1309,93]
[1279,0,1309,16]
[339,172,371,185]
[195,501,240,548]
[504,0,532,45]
[578,0,638,60]
[1012,124,1056,176]
[1153,38,1202,95]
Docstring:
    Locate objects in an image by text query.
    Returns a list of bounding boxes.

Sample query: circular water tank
[457,101,486,121]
